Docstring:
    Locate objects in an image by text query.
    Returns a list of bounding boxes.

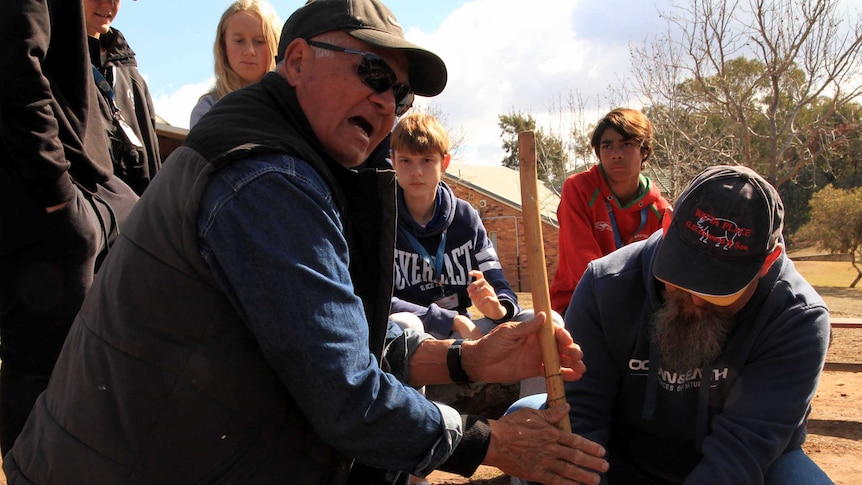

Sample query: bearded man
[511,165,833,484]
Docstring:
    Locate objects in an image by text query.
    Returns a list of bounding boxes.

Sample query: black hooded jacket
[89,27,161,195]
[0,0,114,210]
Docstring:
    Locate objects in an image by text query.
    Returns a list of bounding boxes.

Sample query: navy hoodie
[391,181,520,338]
[565,231,830,484]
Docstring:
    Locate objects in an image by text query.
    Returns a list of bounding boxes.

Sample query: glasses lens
[356,54,396,92]
[357,53,413,116]
[392,83,414,116]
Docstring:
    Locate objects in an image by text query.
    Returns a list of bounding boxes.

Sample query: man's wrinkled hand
[485,404,608,484]
[461,312,586,384]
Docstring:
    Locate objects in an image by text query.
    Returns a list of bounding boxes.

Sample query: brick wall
[448,183,559,293]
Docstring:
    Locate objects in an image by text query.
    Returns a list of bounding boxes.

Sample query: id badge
[117,117,143,148]
[433,292,459,310]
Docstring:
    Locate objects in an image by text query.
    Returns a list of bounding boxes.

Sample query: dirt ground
[803,327,862,485]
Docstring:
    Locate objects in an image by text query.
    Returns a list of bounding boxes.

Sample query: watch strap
[447,339,472,384]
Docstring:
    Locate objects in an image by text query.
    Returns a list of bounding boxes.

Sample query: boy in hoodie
[512,165,832,484]
[389,113,524,341]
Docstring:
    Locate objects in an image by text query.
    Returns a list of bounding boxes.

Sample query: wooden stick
[517,131,570,431]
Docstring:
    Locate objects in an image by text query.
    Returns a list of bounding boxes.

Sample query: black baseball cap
[653,165,784,305]
[276,0,447,97]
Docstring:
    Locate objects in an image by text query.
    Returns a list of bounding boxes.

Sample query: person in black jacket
[0,0,139,454]
[85,0,161,195]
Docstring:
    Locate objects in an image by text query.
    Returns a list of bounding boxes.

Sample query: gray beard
[652,289,735,372]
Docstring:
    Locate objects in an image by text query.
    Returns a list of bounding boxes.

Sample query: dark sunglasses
[306,40,414,116]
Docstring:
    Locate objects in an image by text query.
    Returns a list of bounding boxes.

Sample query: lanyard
[605,201,649,250]
[91,65,120,115]
[399,227,447,285]
[91,65,143,149]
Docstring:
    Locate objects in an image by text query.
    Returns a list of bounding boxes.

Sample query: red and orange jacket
[550,164,671,313]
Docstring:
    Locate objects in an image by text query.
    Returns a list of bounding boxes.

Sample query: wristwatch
[447,339,472,384]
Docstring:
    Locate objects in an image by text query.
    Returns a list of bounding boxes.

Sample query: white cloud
[153,78,214,129]
[408,0,645,166]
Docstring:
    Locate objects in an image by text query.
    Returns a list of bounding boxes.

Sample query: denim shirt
[196,152,463,476]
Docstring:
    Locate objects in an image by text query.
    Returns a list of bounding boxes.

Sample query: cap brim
[348,29,447,97]
[653,226,763,305]
[656,277,756,306]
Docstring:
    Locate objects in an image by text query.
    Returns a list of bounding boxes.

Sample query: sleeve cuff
[497,299,518,322]
[424,304,459,339]
[437,414,490,477]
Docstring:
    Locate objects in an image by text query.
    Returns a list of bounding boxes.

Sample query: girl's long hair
[206,0,281,101]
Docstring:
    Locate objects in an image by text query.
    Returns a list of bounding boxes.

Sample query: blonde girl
[190,0,281,127]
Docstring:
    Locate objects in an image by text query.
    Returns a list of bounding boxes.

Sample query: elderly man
[3,1,607,484]
[512,165,833,484]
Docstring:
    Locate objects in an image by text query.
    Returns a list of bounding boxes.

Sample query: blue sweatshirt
[391,181,520,338]
[566,231,830,484]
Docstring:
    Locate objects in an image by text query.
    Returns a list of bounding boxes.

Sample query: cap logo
[689,208,752,252]
[653,166,782,299]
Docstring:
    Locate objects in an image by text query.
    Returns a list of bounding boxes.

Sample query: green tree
[807,101,862,189]
[795,185,862,287]
[499,111,537,169]
[498,111,569,187]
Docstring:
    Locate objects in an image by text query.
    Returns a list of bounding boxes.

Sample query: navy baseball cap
[653,165,784,305]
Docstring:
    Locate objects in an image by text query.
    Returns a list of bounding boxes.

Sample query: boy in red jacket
[549,108,671,314]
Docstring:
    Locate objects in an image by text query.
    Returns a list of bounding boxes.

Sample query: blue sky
[115,0,673,166]
[119,1,462,99]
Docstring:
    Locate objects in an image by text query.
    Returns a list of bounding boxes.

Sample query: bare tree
[632,0,862,188]
[412,103,467,160]
[631,25,720,198]
[545,90,608,177]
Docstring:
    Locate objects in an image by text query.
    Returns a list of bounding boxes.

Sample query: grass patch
[793,260,859,288]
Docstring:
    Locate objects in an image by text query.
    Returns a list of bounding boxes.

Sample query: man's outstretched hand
[462,312,587,384]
